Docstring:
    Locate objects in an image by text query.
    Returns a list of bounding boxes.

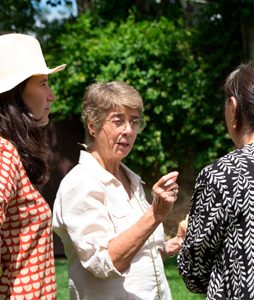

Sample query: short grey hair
[82,81,144,150]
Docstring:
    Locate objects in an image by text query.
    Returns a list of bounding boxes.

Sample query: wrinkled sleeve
[53,176,123,279]
[177,168,228,293]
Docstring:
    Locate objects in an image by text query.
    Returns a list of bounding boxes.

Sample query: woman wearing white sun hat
[0,33,66,299]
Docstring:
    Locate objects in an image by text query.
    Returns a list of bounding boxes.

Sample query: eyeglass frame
[104,117,146,134]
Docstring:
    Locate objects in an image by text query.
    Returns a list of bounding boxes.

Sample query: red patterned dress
[0,137,56,299]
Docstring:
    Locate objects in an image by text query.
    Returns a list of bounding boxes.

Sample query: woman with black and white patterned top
[178,61,254,300]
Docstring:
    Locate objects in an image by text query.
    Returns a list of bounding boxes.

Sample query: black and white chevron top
[178,142,254,300]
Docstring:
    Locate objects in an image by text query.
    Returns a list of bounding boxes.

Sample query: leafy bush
[47,12,233,181]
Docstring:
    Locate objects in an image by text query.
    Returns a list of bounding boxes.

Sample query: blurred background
[2,0,254,255]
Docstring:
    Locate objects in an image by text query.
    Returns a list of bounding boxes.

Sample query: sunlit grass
[164,257,205,300]
[55,258,69,300]
[55,257,205,300]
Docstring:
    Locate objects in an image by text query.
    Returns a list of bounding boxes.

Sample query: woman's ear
[87,122,95,136]
[229,96,237,112]
[229,96,237,131]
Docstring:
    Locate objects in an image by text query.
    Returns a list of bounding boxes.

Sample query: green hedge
[47,12,233,181]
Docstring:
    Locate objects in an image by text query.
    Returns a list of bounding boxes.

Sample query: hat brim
[0,64,67,94]
[40,64,67,75]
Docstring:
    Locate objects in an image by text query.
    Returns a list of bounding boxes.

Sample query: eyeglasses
[104,118,146,134]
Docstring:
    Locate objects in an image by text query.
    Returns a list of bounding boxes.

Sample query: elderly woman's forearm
[108,208,161,272]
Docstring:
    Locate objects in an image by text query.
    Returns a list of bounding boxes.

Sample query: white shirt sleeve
[53,172,123,279]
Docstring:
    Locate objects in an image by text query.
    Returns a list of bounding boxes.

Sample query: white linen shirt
[53,151,172,300]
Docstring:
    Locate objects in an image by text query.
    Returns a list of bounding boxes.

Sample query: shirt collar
[78,150,143,186]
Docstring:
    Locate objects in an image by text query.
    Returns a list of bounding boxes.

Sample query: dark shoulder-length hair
[223,61,254,132]
[0,80,49,186]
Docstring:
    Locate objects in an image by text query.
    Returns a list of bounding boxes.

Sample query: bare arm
[108,171,179,272]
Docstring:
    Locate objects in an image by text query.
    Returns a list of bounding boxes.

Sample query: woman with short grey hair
[53,81,186,300]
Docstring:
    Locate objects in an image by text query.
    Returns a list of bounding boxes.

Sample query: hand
[177,214,188,240]
[151,171,179,223]
[160,214,188,258]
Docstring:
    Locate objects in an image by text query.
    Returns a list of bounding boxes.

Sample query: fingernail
[164,179,174,187]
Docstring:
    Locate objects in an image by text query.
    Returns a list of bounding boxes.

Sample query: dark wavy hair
[0,80,49,186]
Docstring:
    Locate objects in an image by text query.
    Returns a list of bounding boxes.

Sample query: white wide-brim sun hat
[0,33,66,93]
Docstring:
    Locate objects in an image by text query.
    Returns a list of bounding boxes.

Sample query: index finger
[156,171,179,188]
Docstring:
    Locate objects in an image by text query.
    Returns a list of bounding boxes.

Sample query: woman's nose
[48,88,56,102]
[122,121,134,133]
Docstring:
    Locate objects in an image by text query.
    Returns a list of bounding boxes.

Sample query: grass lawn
[55,257,205,300]
[55,258,69,300]
[164,257,205,300]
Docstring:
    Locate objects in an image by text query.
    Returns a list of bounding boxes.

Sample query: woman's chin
[37,118,49,127]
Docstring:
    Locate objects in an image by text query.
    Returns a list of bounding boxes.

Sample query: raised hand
[151,171,179,223]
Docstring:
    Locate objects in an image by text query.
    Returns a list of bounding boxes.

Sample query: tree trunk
[76,0,93,13]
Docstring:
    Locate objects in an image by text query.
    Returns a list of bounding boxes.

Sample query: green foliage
[0,0,37,33]
[0,1,245,181]
[46,10,237,181]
